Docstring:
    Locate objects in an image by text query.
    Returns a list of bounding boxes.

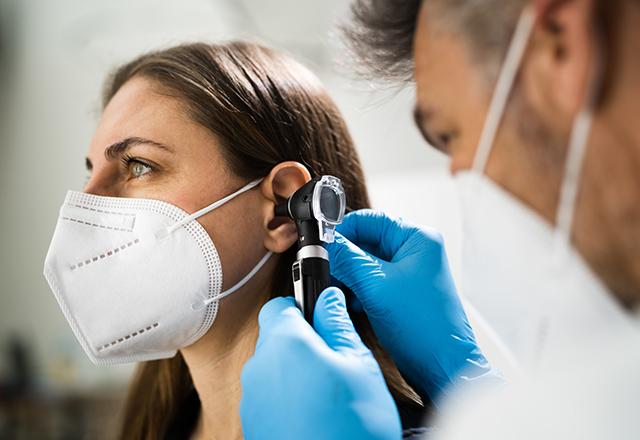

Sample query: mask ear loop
[150,177,272,310]
[553,109,594,249]
[156,178,263,239]
[192,251,274,310]
[471,7,535,174]
[554,34,604,251]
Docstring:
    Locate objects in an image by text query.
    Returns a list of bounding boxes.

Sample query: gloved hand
[328,209,496,403]
[240,287,402,440]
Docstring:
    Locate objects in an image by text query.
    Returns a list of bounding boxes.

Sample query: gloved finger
[337,209,414,261]
[256,296,303,349]
[313,287,369,356]
[345,289,363,314]
[329,274,346,291]
[258,296,299,327]
[359,241,381,260]
[326,233,384,304]
[329,276,363,313]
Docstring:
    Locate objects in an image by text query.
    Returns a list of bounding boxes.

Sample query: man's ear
[260,162,311,253]
[522,0,598,130]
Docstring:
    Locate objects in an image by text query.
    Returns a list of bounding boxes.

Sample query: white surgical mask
[455,8,637,371]
[43,179,272,365]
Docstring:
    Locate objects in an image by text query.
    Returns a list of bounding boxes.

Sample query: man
[240,0,640,438]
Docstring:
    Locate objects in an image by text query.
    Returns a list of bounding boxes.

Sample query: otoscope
[274,175,346,323]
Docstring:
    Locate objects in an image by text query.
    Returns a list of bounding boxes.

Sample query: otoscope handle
[292,247,330,324]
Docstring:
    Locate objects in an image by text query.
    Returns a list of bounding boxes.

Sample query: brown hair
[104,42,422,439]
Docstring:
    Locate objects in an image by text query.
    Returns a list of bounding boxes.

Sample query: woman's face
[84,76,271,296]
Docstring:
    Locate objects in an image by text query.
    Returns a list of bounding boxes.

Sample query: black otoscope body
[274,175,346,323]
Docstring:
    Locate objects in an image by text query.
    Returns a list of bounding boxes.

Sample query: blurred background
[0,0,459,438]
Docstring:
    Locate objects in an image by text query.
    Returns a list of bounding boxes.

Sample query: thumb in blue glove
[240,287,402,440]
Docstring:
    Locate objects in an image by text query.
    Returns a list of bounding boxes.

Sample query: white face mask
[455,8,637,371]
[43,179,272,365]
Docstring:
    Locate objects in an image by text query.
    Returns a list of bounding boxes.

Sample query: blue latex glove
[240,287,402,440]
[328,209,495,402]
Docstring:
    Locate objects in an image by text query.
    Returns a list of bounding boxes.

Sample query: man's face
[412,5,490,174]
[412,3,563,222]
[411,2,640,305]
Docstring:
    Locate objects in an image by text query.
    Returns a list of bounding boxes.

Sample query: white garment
[454,8,636,371]
[43,179,271,365]
[457,173,636,371]
[438,5,640,439]
[435,313,640,439]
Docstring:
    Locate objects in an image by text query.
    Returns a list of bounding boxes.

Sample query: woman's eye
[130,161,152,178]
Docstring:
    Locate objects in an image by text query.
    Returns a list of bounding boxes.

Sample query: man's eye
[438,132,453,148]
[130,161,152,178]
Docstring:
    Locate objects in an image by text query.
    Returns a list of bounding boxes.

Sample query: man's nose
[449,150,475,176]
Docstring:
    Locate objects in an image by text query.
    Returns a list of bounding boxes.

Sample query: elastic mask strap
[159,179,263,238]
[554,108,593,247]
[472,8,535,174]
[554,34,602,248]
[192,251,273,310]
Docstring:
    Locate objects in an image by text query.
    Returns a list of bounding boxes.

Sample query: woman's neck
[180,268,273,440]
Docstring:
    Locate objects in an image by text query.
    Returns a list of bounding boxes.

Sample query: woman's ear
[260,162,311,253]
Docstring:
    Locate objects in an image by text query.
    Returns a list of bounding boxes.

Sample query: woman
[47,41,425,439]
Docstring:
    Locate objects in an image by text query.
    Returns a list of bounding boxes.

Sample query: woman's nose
[83,175,121,197]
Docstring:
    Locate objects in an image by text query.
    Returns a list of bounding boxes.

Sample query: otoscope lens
[312,175,346,243]
[320,186,341,222]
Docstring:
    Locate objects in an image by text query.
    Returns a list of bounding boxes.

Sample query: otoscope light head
[274,175,346,245]
[312,176,345,242]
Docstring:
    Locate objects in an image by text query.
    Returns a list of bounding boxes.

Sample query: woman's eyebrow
[104,137,174,160]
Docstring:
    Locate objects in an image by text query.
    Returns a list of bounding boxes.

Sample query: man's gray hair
[343,0,527,83]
